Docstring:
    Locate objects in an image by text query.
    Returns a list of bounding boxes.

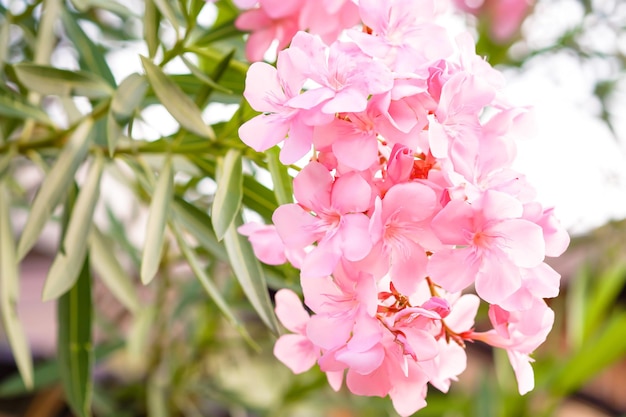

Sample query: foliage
[0,0,624,416]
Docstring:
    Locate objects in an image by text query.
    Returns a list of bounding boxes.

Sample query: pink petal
[339,213,373,261]
[331,173,372,213]
[243,62,284,111]
[293,161,332,210]
[335,343,385,374]
[238,114,289,152]
[475,255,522,304]
[272,204,318,248]
[493,219,545,268]
[273,334,318,374]
[274,289,310,333]
[428,248,479,293]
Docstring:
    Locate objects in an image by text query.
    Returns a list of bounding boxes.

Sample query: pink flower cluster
[233,0,360,61]
[236,0,569,414]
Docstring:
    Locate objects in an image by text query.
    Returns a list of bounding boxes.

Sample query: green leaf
[69,0,89,12]
[266,146,293,206]
[223,215,279,334]
[140,56,215,139]
[0,341,121,398]
[58,256,93,417]
[0,92,55,125]
[180,54,232,94]
[107,73,148,155]
[43,153,104,301]
[551,311,626,396]
[153,0,180,33]
[17,119,94,260]
[89,226,140,313]
[13,64,113,98]
[110,74,148,125]
[0,182,34,389]
[583,264,626,341]
[144,0,160,58]
[190,155,277,222]
[172,198,228,261]
[0,19,11,70]
[212,149,243,240]
[140,156,173,284]
[60,10,116,87]
[171,222,258,348]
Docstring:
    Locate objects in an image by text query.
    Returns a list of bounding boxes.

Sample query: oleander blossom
[236,0,569,415]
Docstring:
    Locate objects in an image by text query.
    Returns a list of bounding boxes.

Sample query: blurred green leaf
[212,149,243,240]
[17,118,94,259]
[180,54,232,94]
[13,64,113,98]
[58,256,94,417]
[141,156,173,284]
[172,221,258,349]
[172,197,228,261]
[144,0,160,58]
[566,266,589,349]
[90,226,141,313]
[153,0,180,33]
[0,92,55,125]
[223,214,279,334]
[141,56,215,139]
[110,74,148,125]
[583,263,626,341]
[190,155,278,222]
[267,146,293,206]
[0,182,34,390]
[0,18,10,68]
[43,152,104,301]
[551,311,626,396]
[61,10,116,87]
[107,73,148,155]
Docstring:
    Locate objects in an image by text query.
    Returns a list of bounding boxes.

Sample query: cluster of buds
[236,0,568,415]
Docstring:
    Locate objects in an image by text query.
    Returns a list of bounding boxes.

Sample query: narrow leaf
[43,153,104,301]
[107,74,148,155]
[223,215,279,334]
[153,0,180,33]
[0,182,34,389]
[172,198,227,261]
[211,149,242,240]
[583,264,626,340]
[17,118,94,260]
[60,10,116,86]
[110,74,148,125]
[89,226,140,313]
[140,56,215,139]
[0,18,10,68]
[13,64,113,98]
[266,146,293,206]
[172,221,258,348]
[140,156,173,284]
[58,256,93,417]
[180,55,232,94]
[144,0,160,58]
[0,93,55,125]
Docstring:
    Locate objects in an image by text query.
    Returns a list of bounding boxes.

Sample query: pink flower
[349,0,453,71]
[287,32,394,115]
[272,162,374,278]
[363,182,439,294]
[428,190,546,304]
[237,222,304,267]
[273,289,319,374]
[472,299,554,394]
[238,51,318,164]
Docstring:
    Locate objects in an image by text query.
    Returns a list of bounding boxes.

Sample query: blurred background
[0,0,626,416]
